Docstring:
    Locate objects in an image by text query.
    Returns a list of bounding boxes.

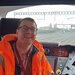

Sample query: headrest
[0,18,20,36]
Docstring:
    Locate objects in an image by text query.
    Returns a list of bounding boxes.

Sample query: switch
[72,61,75,66]
[63,73,69,75]
[66,66,70,70]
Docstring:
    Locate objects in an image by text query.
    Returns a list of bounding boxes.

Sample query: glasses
[18,26,37,32]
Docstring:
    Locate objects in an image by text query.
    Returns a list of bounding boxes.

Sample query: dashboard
[41,42,75,75]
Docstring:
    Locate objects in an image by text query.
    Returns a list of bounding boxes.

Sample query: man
[0,17,55,75]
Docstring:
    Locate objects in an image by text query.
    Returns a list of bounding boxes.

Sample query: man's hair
[18,17,37,28]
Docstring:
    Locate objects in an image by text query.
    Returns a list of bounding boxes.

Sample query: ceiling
[0,0,75,18]
[0,0,75,6]
[0,6,31,18]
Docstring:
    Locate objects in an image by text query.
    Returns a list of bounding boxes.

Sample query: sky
[6,5,75,28]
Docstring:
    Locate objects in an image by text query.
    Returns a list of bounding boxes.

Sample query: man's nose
[26,29,32,33]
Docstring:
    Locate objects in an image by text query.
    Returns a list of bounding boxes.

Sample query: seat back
[0,18,20,36]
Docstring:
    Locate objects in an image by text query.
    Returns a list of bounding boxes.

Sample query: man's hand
[50,73,55,75]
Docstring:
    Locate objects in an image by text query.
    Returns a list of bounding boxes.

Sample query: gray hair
[18,17,37,28]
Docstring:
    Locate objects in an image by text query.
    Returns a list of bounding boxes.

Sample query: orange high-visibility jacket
[0,34,53,75]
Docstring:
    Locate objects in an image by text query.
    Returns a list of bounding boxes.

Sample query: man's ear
[36,31,37,35]
[16,29,18,35]
[35,31,37,36]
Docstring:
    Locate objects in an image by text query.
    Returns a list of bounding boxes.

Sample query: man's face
[16,20,37,44]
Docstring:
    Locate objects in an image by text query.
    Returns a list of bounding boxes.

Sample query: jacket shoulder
[33,40,44,53]
[1,34,17,42]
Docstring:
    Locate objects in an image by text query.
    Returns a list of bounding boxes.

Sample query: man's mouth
[24,36,32,39]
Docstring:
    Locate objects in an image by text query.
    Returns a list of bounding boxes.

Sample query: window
[6,5,75,45]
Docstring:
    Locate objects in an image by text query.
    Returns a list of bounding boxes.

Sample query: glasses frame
[17,26,38,32]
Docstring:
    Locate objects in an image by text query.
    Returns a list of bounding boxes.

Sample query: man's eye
[23,27,28,29]
[31,28,34,30]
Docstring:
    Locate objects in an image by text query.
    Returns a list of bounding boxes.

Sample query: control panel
[46,56,57,72]
[44,46,69,75]
[56,57,68,75]
[42,43,75,75]
[62,51,75,75]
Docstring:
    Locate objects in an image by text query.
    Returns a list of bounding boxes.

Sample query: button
[69,58,72,60]
[72,59,74,61]
[62,58,65,61]
[65,51,68,56]
[70,68,73,70]
[72,74,75,75]
[73,54,75,56]
[59,64,62,67]
[56,69,61,74]
[73,70,75,73]
[59,58,61,60]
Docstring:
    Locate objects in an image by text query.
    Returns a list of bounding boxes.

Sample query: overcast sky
[6,5,75,28]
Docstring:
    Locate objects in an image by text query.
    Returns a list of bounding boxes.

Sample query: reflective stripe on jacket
[0,34,53,75]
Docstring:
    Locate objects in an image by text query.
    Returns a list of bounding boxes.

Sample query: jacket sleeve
[41,54,54,75]
[0,55,4,75]
[0,65,4,75]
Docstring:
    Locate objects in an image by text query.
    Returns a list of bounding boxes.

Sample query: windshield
[6,5,75,46]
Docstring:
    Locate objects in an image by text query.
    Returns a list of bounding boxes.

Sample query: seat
[0,18,20,36]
